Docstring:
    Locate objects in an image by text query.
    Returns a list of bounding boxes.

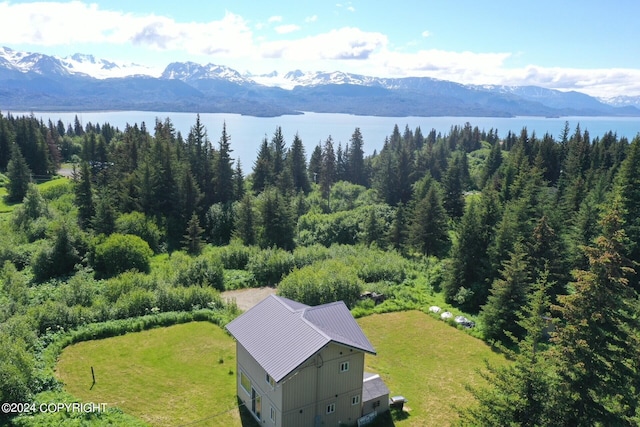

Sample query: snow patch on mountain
[0,46,160,79]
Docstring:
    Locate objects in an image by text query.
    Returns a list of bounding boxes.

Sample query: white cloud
[1,1,638,97]
[275,24,301,34]
[421,30,431,38]
[0,2,256,58]
[305,15,318,23]
[260,27,387,61]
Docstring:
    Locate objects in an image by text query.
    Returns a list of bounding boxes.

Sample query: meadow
[56,311,505,427]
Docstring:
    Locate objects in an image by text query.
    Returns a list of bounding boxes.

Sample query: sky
[1,0,640,98]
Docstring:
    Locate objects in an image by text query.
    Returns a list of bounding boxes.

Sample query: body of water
[10,111,640,168]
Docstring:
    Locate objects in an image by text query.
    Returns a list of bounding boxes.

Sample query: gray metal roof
[225,295,376,383]
[362,373,390,402]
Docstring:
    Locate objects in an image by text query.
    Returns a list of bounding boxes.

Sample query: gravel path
[221,287,277,311]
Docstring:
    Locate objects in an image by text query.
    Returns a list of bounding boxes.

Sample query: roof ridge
[299,307,332,341]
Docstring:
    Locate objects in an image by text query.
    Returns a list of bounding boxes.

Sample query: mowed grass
[56,312,505,426]
[359,311,507,426]
[56,322,240,427]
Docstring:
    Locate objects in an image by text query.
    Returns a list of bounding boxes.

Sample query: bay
[10,110,640,167]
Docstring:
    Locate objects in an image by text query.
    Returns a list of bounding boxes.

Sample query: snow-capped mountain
[600,95,640,108]
[0,46,159,79]
[161,61,248,84]
[1,46,638,118]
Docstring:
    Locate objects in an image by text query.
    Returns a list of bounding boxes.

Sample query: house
[225,295,389,427]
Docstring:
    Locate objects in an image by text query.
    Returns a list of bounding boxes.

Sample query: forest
[0,110,639,426]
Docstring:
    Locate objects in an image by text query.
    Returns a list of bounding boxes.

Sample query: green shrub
[174,253,224,291]
[103,271,155,303]
[92,234,153,279]
[112,289,155,319]
[277,259,362,308]
[115,211,163,253]
[214,241,257,270]
[223,269,256,290]
[247,247,295,286]
[292,244,331,268]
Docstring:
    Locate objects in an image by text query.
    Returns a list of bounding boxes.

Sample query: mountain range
[1,46,639,118]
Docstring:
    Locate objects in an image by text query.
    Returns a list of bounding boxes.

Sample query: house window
[266,373,275,388]
[326,403,336,414]
[351,395,360,406]
[270,406,276,423]
[340,361,349,372]
[240,371,251,395]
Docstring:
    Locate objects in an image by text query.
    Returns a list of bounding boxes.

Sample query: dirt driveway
[221,287,277,311]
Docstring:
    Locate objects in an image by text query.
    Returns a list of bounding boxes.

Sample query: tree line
[1,110,640,425]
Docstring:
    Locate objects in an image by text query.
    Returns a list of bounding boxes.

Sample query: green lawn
[56,312,505,426]
[359,311,506,426]
[56,322,240,427]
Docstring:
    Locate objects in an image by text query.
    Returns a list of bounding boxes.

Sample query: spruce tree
[288,133,310,193]
[480,243,530,345]
[182,212,204,255]
[6,145,32,203]
[407,185,449,257]
[460,272,563,426]
[551,205,640,425]
[75,161,95,230]
[213,122,235,204]
[348,127,366,186]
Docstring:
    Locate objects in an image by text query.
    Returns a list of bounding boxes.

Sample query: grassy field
[56,312,505,426]
[359,311,506,426]
[56,322,240,427]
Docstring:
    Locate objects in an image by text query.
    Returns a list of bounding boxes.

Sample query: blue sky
[1,0,639,97]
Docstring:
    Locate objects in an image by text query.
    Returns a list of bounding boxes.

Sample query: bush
[277,259,362,308]
[247,247,295,286]
[115,211,163,253]
[173,253,224,291]
[214,241,257,270]
[92,234,153,279]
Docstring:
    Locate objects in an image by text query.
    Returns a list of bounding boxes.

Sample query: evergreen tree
[271,126,286,181]
[0,113,13,172]
[386,203,407,251]
[481,243,530,345]
[443,191,498,312]
[288,133,310,193]
[234,160,245,201]
[551,205,640,425]
[75,161,95,230]
[613,135,640,291]
[252,136,272,193]
[182,212,204,255]
[320,136,336,207]
[407,185,449,257]
[235,193,256,246]
[92,191,116,236]
[442,151,466,219]
[257,188,294,250]
[308,144,322,185]
[348,127,366,186]
[213,122,235,204]
[6,145,32,203]
[460,272,563,426]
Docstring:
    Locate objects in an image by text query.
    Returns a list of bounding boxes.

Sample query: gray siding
[281,343,364,426]
[236,342,283,427]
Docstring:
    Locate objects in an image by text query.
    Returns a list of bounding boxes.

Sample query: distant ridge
[1,46,638,118]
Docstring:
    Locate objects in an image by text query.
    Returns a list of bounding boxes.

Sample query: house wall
[282,343,364,427]
[237,341,366,427]
[236,342,283,427]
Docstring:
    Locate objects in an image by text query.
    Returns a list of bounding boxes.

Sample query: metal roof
[362,373,390,402]
[225,295,376,383]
